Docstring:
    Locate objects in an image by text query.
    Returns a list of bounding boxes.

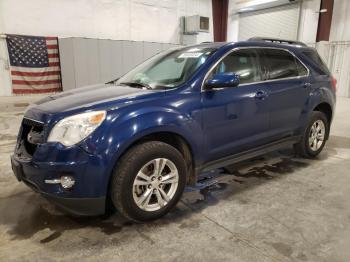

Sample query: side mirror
[205,72,240,89]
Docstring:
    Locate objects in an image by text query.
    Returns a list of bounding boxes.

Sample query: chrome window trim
[201,46,310,92]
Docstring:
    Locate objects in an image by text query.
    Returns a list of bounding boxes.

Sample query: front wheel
[295,111,329,158]
[110,141,187,222]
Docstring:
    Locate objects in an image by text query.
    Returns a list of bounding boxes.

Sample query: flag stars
[7,35,51,67]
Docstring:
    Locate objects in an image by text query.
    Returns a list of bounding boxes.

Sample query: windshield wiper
[105,78,119,84]
[119,82,153,90]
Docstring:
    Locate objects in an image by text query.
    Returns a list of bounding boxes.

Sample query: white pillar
[0,36,12,96]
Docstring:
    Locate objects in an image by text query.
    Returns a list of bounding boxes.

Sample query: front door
[201,48,270,162]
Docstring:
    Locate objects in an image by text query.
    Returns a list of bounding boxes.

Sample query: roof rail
[248,37,307,47]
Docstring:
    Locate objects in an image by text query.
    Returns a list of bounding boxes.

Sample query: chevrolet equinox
[11,38,336,222]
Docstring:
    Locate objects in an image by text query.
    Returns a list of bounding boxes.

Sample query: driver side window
[213,49,261,85]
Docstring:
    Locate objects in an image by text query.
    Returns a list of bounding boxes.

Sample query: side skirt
[195,136,300,175]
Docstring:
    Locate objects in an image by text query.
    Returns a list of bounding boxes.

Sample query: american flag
[6,34,62,94]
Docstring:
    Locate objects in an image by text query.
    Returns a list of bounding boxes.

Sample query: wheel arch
[126,131,196,184]
[313,102,333,139]
[104,131,197,212]
[313,102,332,123]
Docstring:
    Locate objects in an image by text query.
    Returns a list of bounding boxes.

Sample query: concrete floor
[0,96,350,262]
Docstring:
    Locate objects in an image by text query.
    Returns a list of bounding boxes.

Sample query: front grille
[17,117,45,156]
[22,117,44,129]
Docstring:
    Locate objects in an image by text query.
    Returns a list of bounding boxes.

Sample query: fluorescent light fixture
[236,0,299,13]
[239,7,255,12]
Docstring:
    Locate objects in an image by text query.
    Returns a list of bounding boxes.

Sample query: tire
[110,141,187,222]
[295,111,329,158]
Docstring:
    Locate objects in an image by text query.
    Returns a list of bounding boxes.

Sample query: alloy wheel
[308,120,326,151]
[132,158,179,212]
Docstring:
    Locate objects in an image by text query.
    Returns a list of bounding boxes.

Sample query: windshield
[116,47,217,90]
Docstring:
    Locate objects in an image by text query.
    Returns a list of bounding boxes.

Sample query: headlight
[48,111,106,146]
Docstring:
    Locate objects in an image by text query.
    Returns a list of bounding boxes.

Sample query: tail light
[331,76,337,92]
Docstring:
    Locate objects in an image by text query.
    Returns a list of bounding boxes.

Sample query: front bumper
[43,193,105,216]
[11,143,109,216]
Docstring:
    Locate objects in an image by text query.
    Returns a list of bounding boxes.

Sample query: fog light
[60,176,75,189]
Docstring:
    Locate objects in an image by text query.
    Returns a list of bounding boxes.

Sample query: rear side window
[302,50,330,75]
[213,49,261,84]
[262,49,307,80]
[296,59,308,76]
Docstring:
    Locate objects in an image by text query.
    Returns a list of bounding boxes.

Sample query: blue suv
[11,38,336,222]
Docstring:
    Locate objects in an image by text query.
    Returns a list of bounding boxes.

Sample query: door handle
[255,90,267,100]
[303,82,312,88]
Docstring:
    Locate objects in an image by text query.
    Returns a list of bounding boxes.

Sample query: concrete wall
[0,0,213,44]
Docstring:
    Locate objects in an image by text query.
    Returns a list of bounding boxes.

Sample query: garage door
[238,3,301,41]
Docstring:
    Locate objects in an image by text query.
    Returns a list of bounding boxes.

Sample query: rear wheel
[295,111,329,158]
[110,141,187,222]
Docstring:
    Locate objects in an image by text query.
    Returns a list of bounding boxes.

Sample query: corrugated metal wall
[58,38,179,90]
[315,41,350,97]
[325,42,350,97]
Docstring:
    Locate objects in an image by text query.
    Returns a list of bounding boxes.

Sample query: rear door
[259,48,310,139]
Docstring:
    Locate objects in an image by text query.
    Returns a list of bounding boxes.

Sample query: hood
[30,84,153,113]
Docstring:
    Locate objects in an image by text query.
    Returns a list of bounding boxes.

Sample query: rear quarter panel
[297,49,336,129]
